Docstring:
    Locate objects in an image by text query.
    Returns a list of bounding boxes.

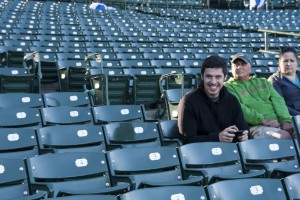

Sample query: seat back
[88,74,131,105]
[26,152,126,197]
[103,121,162,149]
[164,88,192,120]
[206,178,288,200]
[0,107,41,128]
[282,173,300,200]
[0,158,41,200]
[41,106,93,126]
[36,125,106,154]
[43,91,91,107]
[0,93,43,108]
[238,139,300,177]
[179,142,245,184]
[46,195,118,200]
[119,186,207,200]
[92,105,146,124]
[107,146,190,189]
[0,128,38,159]
[158,120,183,146]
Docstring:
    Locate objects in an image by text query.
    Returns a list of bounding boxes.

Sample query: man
[225,53,293,139]
[177,54,249,144]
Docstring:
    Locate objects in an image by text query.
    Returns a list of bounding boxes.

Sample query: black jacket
[177,83,249,144]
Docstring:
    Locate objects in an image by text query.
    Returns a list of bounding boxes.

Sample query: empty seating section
[0,0,300,199]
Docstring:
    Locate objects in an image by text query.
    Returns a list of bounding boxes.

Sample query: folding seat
[87,73,131,105]
[114,47,140,53]
[292,114,300,143]
[0,127,39,159]
[26,152,130,198]
[138,47,163,53]
[282,173,300,199]
[119,186,207,200]
[46,195,117,200]
[206,178,288,200]
[36,124,106,154]
[184,67,201,88]
[123,68,161,105]
[0,157,47,199]
[57,60,88,92]
[0,93,42,108]
[42,91,91,107]
[120,59,152,68]
[150,59,180,68]
[155,68,193,90]
[178,142,265,185]
[40,106,93,126]
[179,59,202,68]
[116,52,144,60]
[164,88,193,120]
[92,105,146,124]
[158,120,183,146]
[238,139,300,178]
[170,52,195,60]
[143,52,171,60]
[103,121,162,150]
[0,107,41,128]
[107,146,203,190]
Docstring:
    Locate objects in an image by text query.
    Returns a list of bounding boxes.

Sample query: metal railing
[258,29,300,55]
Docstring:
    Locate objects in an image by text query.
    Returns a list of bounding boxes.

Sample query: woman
[268,47,300,116]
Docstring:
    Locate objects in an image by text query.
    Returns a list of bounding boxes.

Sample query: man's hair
[279,47,298,60]
[201,54,228,76]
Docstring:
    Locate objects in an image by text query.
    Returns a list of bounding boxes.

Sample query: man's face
[279,52,298,76]
[202,68,226,98]
[232,59,252,81]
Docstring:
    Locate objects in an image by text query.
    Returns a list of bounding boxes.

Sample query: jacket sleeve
[267,81,292,123]
[225,83,265,125]
[177,96,219,143]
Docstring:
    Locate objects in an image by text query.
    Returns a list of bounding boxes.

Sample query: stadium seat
[40,106,93,126]
[0,107,41,128]
[164,88,193,120]
[282,173,300,200]
[0,127,39,159]
[119,186,208,200]
[36,124,106,154]
[206,178,288,200]
[46,195,118,200]
[0,93,43,108]
[103,121,162,149]
[106,146,203,190]
[238,139,300,178]
[92,105,146,124]
[178,142,265,185]
[158,120,183,146]
[42,91,91,107]
[26,152,130,198]
[0,157,47,200]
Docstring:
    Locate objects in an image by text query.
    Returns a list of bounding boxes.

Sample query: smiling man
[177,54,250,144]
[225,53,293,139]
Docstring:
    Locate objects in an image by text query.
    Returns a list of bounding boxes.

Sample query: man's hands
[262,118,294,135]
[219,125,249,142]
[281,122,294,135]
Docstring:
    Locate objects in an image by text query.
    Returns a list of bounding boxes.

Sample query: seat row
[1,139,300,199]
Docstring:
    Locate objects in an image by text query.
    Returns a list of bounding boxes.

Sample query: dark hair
[201,54,228,76]
[279,47,298,60]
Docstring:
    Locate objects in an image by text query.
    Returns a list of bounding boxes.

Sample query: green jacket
[225,77,292,125]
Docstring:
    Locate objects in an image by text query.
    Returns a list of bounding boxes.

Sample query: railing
[258,29,300,56]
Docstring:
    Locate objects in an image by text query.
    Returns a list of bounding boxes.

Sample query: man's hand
[262,119,280,128]
[237,130,249,142]
[219,126,237,142]
[281,122,294,135]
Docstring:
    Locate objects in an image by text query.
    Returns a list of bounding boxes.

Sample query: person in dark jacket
[177,54,250,144]
[268,47,300,116]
